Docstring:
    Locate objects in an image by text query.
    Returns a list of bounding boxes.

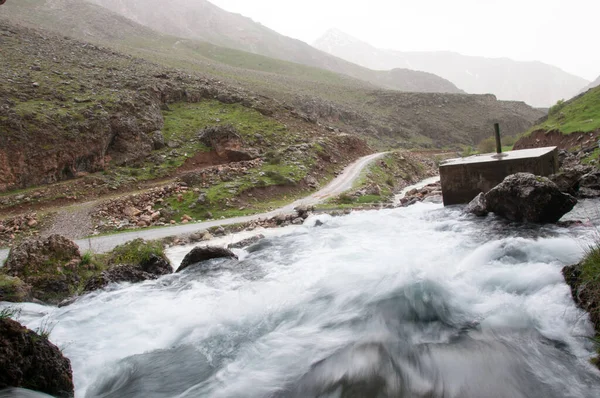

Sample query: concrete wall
[440,148,558,205]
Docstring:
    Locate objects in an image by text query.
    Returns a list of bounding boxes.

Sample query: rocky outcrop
[2,235,88,304]
[198,125,258,162]
[84,254,172,292]
[480,173,577,223]
[549,165,593,196]
[0,318,74,397]
[177,246,238,273]
[0,20,267,192]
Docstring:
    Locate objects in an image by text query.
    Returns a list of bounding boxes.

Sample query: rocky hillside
[80,0,462,94]
[0,18,372,195]
[314,28,588,108]
[515,86,600,152]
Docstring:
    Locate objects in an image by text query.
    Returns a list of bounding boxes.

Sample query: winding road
[0,152,386,261]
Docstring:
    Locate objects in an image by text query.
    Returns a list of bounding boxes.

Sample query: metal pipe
[494,123,502,154]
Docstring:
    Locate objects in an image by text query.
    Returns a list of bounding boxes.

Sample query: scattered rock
[484,173,577,223]
[549,165,592,195]
[0,318,74,397]
[227,234,265,249]
[123,206,142,218]
[151,131,166,150]
[177,246,238,273]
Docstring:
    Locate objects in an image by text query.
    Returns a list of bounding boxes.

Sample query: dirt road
[0,152,386,260]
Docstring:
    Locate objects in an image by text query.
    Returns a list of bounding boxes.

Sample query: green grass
[580,245,600,283]
[532,87,600,134]
[106,239,165,266]
[163,101,288,143]
[0,306,21,320]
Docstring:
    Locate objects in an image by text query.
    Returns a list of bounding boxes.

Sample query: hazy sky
[210,0,598,81]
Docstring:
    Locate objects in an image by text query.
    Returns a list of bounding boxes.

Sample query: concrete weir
[439,147,558,206]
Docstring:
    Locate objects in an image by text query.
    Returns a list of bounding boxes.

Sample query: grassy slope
[532,86,600,134]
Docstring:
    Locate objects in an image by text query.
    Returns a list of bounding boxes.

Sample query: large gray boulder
[484,173,577,223]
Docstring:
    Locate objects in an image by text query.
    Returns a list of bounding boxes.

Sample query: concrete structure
[439,147,558,206]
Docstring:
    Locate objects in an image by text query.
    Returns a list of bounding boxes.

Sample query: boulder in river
[83,240,172,293]
[84,254,172,293]
[465,193,488,217]
[177,246,238,273]
[0,318,74,397]
[484,173,577,223]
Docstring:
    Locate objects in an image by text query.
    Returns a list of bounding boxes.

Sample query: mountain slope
[83,0,462,94]
[581,75,600,93]
[514,85,600,151]
[314,28,589,108]
[0,0,543,152]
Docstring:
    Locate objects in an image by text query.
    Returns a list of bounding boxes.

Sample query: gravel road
[0,152,386,262]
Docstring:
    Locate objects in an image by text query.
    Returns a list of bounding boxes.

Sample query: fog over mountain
[86,0,462,94]
[314,28,588,108]
[581,75,600,93]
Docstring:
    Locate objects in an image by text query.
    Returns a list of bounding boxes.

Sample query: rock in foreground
[483,173,577,223]
[2,235,89,304]
[0,318,74,397]
[178,246,238,273]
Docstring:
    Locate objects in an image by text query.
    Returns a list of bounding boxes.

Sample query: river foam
[3,202,600,397]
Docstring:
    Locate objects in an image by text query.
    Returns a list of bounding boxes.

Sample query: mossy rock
[3,235,102,304]
[0,274,31,303]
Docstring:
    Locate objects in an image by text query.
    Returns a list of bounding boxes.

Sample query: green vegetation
[576,245,600,366]
[105,239,165,265]
[579,245,600,288]
[477,135,518,154]
[532,87,600,134]
[326,151,431,206]
[0,306,21,321]
[163,101,287,144]
[0,274,30,302]
[35,318,55,340]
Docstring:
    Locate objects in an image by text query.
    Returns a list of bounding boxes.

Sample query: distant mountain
[84,0,462,94]
[314,28,589,108]
[580,75,600,93]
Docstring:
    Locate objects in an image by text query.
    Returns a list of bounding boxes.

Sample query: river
[3,200,600,397]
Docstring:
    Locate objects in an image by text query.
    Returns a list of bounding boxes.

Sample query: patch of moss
[104,238,165,266]
[0,274,30,302]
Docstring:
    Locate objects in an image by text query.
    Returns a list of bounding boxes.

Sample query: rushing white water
[3,202,600,397]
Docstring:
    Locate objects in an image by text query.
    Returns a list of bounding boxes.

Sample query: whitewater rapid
[3,201,600,397]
